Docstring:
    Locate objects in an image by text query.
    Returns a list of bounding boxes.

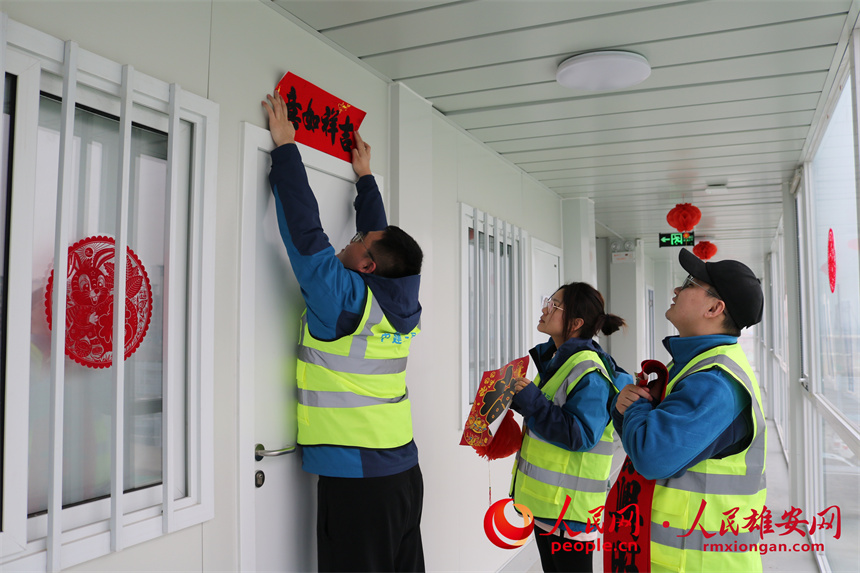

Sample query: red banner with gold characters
[460,356,529,448]
[275,72,367,162]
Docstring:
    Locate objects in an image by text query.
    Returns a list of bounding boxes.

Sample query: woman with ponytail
[510,282,632,572]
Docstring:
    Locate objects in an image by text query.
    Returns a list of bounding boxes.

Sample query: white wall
[1,1,562,571]
[608,240,647,373]
[561,198,597,285]
[652,258,676,365]
[412,105,564,572]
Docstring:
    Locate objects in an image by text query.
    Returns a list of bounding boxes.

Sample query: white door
[530,238,562,371]
[237,123,371,571]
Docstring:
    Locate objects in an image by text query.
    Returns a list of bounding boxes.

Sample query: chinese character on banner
[274,72,367,162]
[460,356,529,459]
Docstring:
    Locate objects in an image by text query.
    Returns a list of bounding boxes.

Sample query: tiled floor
[501,420,820,572]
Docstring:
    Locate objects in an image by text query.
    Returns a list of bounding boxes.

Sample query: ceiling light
[556,51,651,91]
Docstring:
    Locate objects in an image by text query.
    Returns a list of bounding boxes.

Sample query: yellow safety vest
[511,350,617,522]
[296,286,418,449]
[650,343,767,573]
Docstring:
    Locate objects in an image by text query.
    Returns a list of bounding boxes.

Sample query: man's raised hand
[351,130,372,177]
[262,90,296,147]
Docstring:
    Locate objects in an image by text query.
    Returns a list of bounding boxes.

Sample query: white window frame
[459,203,529,423]
[768,219,791,457]
[1,15,217,571]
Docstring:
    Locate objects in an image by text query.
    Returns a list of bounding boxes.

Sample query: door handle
[255,443,297,461]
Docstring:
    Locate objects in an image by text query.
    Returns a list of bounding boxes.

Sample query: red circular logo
[483,498,534,549]
[45,236,153,369]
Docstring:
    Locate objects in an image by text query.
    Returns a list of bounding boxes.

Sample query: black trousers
[533,529,595,573]
[317,464,425,572]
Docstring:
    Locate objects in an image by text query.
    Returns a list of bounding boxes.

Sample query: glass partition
[1,73,14,524]
[809,77,860,430]
[27,96,190,514]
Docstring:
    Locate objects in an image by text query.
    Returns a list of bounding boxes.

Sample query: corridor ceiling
[268,0,860,268]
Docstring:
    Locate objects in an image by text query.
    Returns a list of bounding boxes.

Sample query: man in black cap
[610,249,767,572]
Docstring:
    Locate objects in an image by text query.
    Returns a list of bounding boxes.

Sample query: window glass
[467,226,478,396]
[27,96,189,514]
[1,73,15,524]
[466,215,524,400]
[810,79,860,429]
[820,415,859,569]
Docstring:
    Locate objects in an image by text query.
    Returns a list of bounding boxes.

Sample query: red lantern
[693,241,718,260]
[666,203,701,232]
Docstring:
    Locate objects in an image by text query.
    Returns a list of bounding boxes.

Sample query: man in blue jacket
[263,90,425,572]
[612,249,766,572]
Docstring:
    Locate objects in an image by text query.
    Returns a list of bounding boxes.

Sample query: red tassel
[473,410,522,460]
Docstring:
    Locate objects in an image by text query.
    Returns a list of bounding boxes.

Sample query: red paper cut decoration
[45,236,153,369]
[275,72,367,163]
[828,228,836,293]
[666,203,701,232]
[460,356,530,459]
[692,241,717,260]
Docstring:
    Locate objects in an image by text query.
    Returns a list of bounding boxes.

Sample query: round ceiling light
[556,51,651,91]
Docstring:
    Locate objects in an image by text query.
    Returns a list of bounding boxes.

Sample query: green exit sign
[659,232,695,247]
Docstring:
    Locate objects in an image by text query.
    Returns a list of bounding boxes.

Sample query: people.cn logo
[483,498,534,549]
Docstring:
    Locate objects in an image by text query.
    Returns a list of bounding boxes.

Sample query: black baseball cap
[679,248,764,329]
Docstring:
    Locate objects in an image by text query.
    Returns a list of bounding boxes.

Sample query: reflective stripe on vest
[298,345,408,376]
[515,439,614,493]
[553,360,610,406]
[296,286,417,449]
[297,387,409,408]
[649,344,767,573]
[511,350,617,521]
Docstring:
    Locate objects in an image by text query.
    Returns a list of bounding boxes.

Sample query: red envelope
[275,72,366,162]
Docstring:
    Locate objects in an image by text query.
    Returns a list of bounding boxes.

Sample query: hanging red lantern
[693,241,718,260]
[666,203,701,232]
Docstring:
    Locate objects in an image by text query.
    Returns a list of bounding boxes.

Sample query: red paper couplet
[604,457,655,572]
[275,72,367,162]
[45,236,153,369]
[460,356,530,448]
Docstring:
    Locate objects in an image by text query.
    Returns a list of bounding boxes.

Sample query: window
[802,65,860,572]
[809,78,859,427]
[818,412,857,570]
[27,96,190,515]
[2,71,15,538]
[460,204,528,419]
[1,17,217,571]
[766,239,790,453]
